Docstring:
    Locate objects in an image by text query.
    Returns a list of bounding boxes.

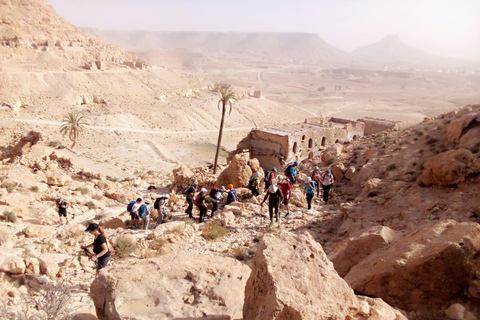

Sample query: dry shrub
[140,248,161,259]
[202,224,228,241]
[1,181,15,193]
[150,237,167,251]
[231,247,249,261]
[183,218,195,225]
[29,186,39,192]
[114,235,138,258]
[1,211,17,223]
[92,194,103,200]
[75,187,89,195]
[84,201,96,210]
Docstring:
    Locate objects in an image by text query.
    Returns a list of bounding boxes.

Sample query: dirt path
[15,118,253,135]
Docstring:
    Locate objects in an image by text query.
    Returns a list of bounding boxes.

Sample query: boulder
[154,221,186,236]
[223,205,242,216]
[96,180,117,193]
[38,254,69,278]
[172,165,195,188]
[418,149,480,186]
[101,217,126,230]
[0,256,26,274]
[445,304,465,320]
[460,127,480,148]
[243,231,406,320]
[345,166,356,180]
[446,111,480,146]
[23,224,55,238]
[215,211,235,227]
[345,220,480,319]
[217,153,254,188]
[331,163,345,180]
[104,190,138,204]
[328,226,399,277]
[46,171,72,186]
[321,143,343,164]
[90,254,251,320]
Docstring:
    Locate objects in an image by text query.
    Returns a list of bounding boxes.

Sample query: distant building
[253,91,262,98]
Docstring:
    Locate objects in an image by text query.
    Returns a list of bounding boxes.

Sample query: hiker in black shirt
[184,181,198,219]
[56,198,68,225]
[81,223,111,271]
[261,184,284,227]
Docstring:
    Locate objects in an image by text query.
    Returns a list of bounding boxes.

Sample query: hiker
[138,199,152,230]
[184,181,198,219]
[261,184,284,227]
[195,188,208,223]
[321,169,335,204]
[154,194,170,224]
[210,186,226,218]
[285,161,299,184]
[311,166,322,197]
[226,184,238,205]
[264,167,277,190]
[56,198,68,225]
[81,223,111,271]
[305,177,316,211]
[248,172,261,197]
[127,198,142,229]
[278,175,292,219]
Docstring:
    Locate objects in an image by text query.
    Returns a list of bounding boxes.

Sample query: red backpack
[209,187,218,198]
[194,194,203,206]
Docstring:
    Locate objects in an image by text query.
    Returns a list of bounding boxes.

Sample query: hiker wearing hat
[305,177,316,210]
[264,167,277,190]
[210,186,226,218]
[184,181,198,219]
[248,172,262,197]
[311,166,322,198]
[321,169,335,204]
[261,183,284,227]
[226,184,238,205]
[194,188,208,223]
[138,199,152,230]
[154,194,170,224]
[56,198,69,225]
[285,161,299,184]
[81,223,111,271]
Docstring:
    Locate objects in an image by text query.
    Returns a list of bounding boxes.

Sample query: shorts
[130,212,139,220]
[283,198,289,206]
[96,255,111,271]
[58,211,67,217]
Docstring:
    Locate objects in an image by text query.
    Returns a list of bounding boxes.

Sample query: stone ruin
[357,116,401,135]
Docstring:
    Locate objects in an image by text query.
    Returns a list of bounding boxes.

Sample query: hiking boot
[269,221,275,227]
[284,213,291,219]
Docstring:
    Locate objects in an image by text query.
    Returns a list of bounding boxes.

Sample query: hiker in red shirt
[311,166,321,198]
[278,175,292,219]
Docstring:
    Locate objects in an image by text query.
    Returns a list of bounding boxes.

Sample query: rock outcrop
[90,254,251,320]
[446,110,480,148]
[345,220,480,319]
[418,149,480,186]
[243,231,406,320]
[217,153,260,188]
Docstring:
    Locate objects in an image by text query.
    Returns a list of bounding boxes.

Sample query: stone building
[234,117,365,170]
[358,117,401,135]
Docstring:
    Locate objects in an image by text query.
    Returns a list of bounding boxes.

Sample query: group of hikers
[74,160,335,271]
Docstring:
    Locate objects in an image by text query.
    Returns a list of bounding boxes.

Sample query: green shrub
[75,187,89,195]
[84,201,96,210]
[114,235,138,258]
[2,211,17,223]
[202,224,228,241]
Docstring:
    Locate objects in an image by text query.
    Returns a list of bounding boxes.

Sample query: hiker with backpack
[264,167,277,190]
[226,184,238,205]
[154,194,170,224]
[138,199,152,230]
[248,172,262,197]
[285,161,299,184]
[56,198,68,225]
[305,177,316,211]
[81,223,111,271]
[261,183,284,227]
[312,166,322,198]
[195,188,208,223]
[184,181,198,219]
[127,198,142,229]
[321,169,335,204]
[210,186,226,218]
[278,175,292,219]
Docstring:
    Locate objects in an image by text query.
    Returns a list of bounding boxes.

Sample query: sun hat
[145,199,151,204]
[201,188,208,193]
[294,161,299,166]
[219,186,226,192]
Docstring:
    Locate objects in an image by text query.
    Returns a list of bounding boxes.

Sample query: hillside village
[0,1,480,320]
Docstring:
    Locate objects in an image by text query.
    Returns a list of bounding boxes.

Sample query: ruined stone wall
[249,130,289,170]
[358,117,400,135]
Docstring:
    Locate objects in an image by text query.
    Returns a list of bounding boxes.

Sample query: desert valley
[0,0,480,319]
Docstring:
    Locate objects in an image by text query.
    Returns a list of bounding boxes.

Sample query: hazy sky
[49,0,480,60]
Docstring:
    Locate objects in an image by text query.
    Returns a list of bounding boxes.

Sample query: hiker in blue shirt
[285,161,299,184]
[305,177,316,211]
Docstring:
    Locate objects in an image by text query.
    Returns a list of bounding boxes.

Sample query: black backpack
[209,187,218,198]
[248,177,256,190]
[264,171,271,182]
[154,198,161,210]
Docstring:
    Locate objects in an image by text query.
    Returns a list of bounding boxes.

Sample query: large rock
[90,254,251,320]
[104,190,138,204]
[46,170,72,186]
[38,254,69,278]
[23,224,56,238]
[345,220,480,319]
[321,143,343,165]
[0,256,26,274]
[172,165,195,188]
[328,226,399,277]
[243,231,406,320]
[217,153,254,188]
[446,111,480,148]
[331,163,345,180]
[153,221,186,236]
[418,149,480,186]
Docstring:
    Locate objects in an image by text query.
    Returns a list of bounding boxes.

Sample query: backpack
[313,171,320,182]
[154,198,161,210]
[227,190,238,203]
[194,194,202,207]
[264,171,271,183]
[209,187,218,198]
[138,204,148,219]
[248,177,256,190]
[183,186,191,195]
[126,200,136,213]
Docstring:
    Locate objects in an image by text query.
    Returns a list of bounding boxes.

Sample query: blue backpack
[138,204,148,219]
[126,200,136,213]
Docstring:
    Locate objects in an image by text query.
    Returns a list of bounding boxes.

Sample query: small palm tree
[213,86,236,174]
[59,112,87,149]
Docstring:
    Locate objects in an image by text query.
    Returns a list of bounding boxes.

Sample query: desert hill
[85,29,349,63]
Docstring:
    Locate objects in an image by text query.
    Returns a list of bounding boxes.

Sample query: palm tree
[213,86,236,174]
[59,112,87,149]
